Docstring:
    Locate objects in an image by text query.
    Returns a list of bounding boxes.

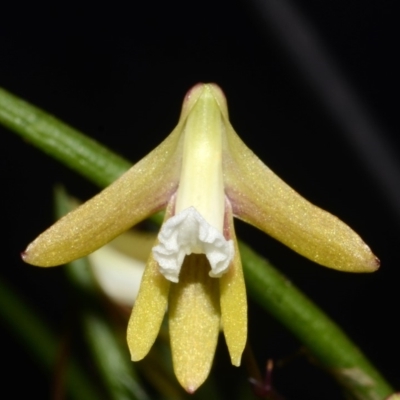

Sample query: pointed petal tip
[179,375,208,394]
[185,82,204,97]
[336,253,380,273]
[353,245,380,273]
[369,255,380,272]
[184,83,226,104]
[20,250,27,262]
[182,83,229,121]
[20,246,44,267]
[128,349,145,362]
[126,328,152,362]
[19,241,62,267]
[231,356,241,367]
[184,82,223,96]
[185,384,198,394]
[183,83,205,109]
[177,373,207,394]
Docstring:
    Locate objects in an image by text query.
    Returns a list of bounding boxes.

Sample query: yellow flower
[22,83,379,392]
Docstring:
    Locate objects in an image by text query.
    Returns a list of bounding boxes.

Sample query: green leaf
[0,87,130,187]
[56,187,151,400]
[0,278,102,400]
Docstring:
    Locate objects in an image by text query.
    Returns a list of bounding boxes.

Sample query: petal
[153,207,234,282]
[126,251,170,361]
[220,200,247,366]
[22,107,190,267]
[126,203,175,361]
[89,230,156,306]
[169,254,220,393]
[89,242,145,307]
[221,120,379,272]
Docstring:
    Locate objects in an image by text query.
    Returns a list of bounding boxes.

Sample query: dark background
[1,0,398,398]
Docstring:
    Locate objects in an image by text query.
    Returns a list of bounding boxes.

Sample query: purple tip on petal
[184,83,204,102]
[185,385,196,394]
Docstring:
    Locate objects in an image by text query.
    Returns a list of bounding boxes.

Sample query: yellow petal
[220,200,247,366]
[127,202,174,360]
[169,254,220,393]
[219,112,378,273]
[126,251,170,360]
[200,83,378,272]
[22,85,220,268]
[21,91,207,267]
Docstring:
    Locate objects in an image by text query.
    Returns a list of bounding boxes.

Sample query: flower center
[152,207,234,283]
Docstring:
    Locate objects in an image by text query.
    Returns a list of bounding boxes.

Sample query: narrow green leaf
[55,187,151,400]
[0,278,101,400]
[240,242,393,400]
[0,87,130,187]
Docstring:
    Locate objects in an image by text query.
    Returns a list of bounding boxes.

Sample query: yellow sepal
[221,117,379,273]
[220,200,247,366]
[169,254,220,393]
[22,87,207,267]
[126,203,175,361]
[126,251,170,361]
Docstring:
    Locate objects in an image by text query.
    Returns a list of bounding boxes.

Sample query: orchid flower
[22,83,379,392]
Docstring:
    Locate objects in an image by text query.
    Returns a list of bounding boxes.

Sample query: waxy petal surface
[222,121,379,272]
[23,115,185,267]
[169,254,220,393]
[127,202,174,360]
[127,252,170,360]
[220,200,247,366]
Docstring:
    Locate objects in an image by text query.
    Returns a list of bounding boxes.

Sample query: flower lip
[152,207,234,283]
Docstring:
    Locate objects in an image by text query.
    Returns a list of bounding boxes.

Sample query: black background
[1,0,398,398]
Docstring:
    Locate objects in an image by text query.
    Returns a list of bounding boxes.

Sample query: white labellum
[152,207,234,282]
